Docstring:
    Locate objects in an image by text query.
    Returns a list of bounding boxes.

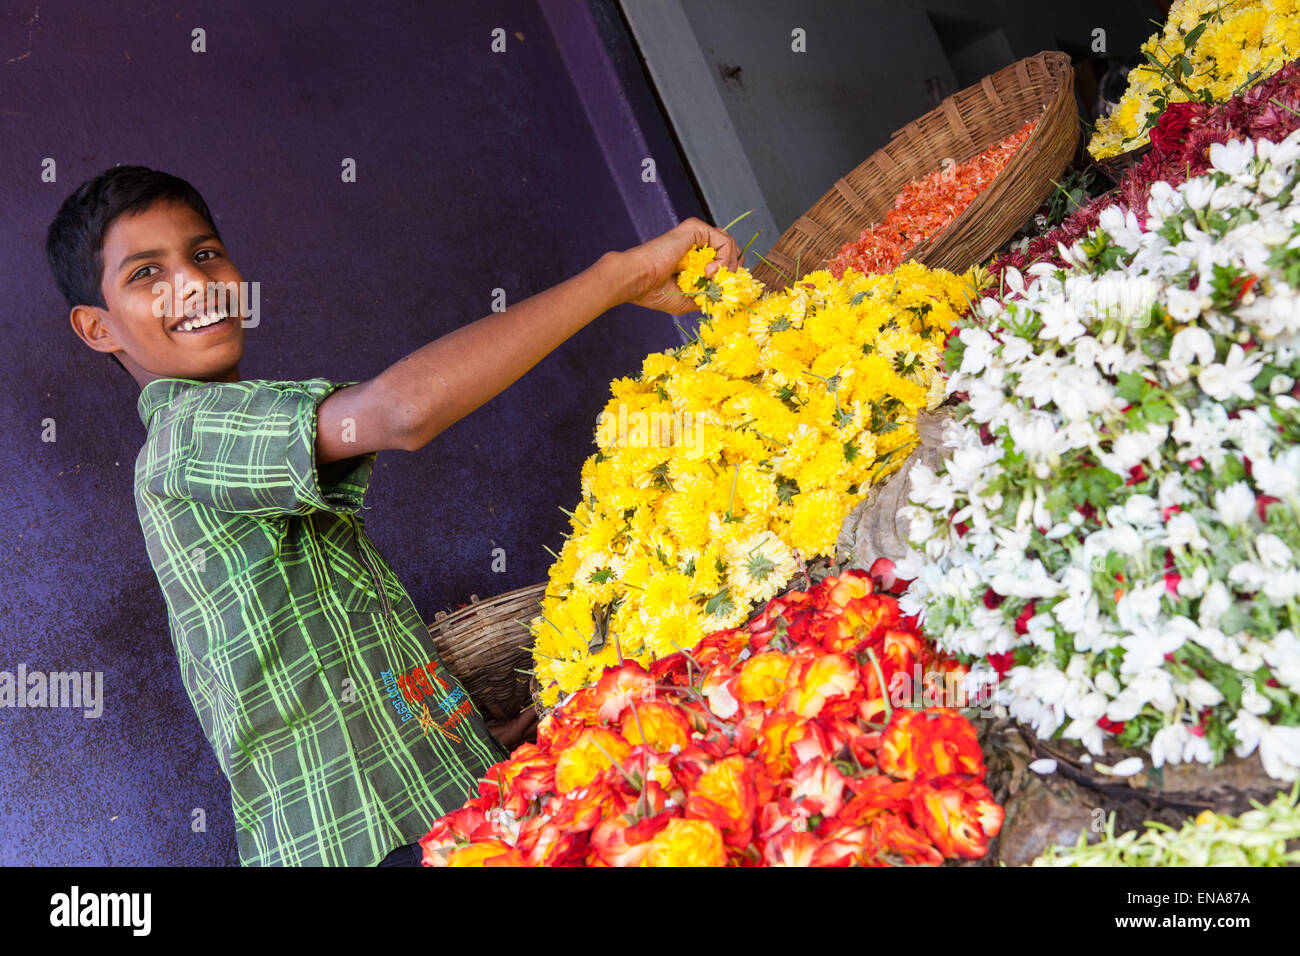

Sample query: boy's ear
[69,304,121,356]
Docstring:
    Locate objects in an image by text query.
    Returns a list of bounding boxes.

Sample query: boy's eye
[129,249,220,282]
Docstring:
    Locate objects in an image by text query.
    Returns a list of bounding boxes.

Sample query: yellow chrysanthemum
[532,243,971,701]
[726,530,798,606]
[1088,0,1300,159]
[787,488,845,557]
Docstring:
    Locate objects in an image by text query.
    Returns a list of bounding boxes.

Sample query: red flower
[864,812,944,866]
[1148,101,1199,156]
[909,775,1003,859]
[838,775,913,825]
[879,707,984,781]
[761,826,821,866]
[786,757,850,818]
[987,650,1016,678]
[589,663,656,723]
[809,823,872,866]
[685,754,760,848]
[1097,715,1125,735]
[1014,600,1037,636]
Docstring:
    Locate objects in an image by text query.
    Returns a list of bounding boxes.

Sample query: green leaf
[1116,371,1147,403]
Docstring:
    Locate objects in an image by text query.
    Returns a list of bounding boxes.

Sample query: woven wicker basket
[426,582,546,724]
[749,50,1079,289]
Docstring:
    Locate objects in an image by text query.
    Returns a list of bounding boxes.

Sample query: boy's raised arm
[314,218,743,465]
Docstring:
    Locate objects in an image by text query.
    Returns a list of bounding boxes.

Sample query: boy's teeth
[179,312,227,332]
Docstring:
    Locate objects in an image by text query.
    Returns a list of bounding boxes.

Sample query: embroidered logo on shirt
[379,669,413,722]
[383,660,472,741]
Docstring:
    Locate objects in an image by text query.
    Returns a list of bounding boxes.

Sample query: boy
[46,165,742,866]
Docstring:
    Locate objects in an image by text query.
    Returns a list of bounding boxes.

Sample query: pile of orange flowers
[828,120,1037,277]
[419,568,1003,866]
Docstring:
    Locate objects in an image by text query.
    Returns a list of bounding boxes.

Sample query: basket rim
[753,49,1077,286]
[425,581,547,631]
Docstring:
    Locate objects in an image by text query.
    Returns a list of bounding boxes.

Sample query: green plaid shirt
[133,377,508,867]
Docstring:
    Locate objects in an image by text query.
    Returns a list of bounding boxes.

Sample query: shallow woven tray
[426,582,546,724]
[749,50,1079,288]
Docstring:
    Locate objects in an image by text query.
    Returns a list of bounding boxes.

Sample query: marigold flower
[815,592,900,653]
[810,823,872,866]
[590,663,656,724]
[431,572,996,867]
[589,815,656,867]
[620,700,692,752]
[864,812,945,866]
[443,840,527,867]
[762,826,821,866]
[782,651,860,718]
[643,818,728,867]
[734,650,792,707]
[879,707,985,780]
[787,757,849,818]
[910,775,1004,859]
[685,754,760,847]
[554,728,632,794]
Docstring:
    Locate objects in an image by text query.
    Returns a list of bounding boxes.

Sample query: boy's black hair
[46,165,222,377]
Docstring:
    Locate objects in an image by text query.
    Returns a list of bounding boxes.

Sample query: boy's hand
[619,217,744,315]
[487,708,539,751]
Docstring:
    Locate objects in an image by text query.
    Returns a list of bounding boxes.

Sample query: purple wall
[0,0,702,865]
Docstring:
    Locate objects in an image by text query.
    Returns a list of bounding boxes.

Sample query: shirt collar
[137,378,207,430]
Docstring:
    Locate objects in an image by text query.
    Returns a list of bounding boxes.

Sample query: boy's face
[73,199,245,384]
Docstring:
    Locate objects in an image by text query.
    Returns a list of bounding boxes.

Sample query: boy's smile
[72,199,245,387]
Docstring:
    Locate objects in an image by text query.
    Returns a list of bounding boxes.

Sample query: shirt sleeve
[169,378,378,517]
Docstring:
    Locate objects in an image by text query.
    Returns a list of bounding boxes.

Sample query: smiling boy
[46,165,741,866]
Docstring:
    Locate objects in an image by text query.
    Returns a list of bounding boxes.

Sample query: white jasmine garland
[904,130,1300,780]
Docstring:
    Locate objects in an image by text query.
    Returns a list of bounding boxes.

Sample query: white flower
[1213,481,1256,526]
[907,463,954,511]
[1097,424,1168,476]
[1110,757,1145,777]
[1182,177,1216,210]
[1098,205,1144,252]
[1209,138,1255,179]
[1241,679,1273,716]
[1164,287,1202,322]
[1119,493,1160,527]
[1254,446,1300,499]
[1028,758,1057,774]
[1147,179,1180,219]
[1004,266,1026,298]
[1163,511,1209,551]
[1150,723,1213,768]
[1184,677,1224,708]
[958,327,997,375]
[1262,631,1300,693]
[1230,711,1300,781]
[1255,533,1292,570]
[1198,344,1263,402]
[1038,294,1086,344]
[1168,325,1215,367]
[1008,411,1070,469]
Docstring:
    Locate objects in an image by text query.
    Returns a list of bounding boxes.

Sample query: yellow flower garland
[1088,0,1300,159]
[529,248,977,705]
